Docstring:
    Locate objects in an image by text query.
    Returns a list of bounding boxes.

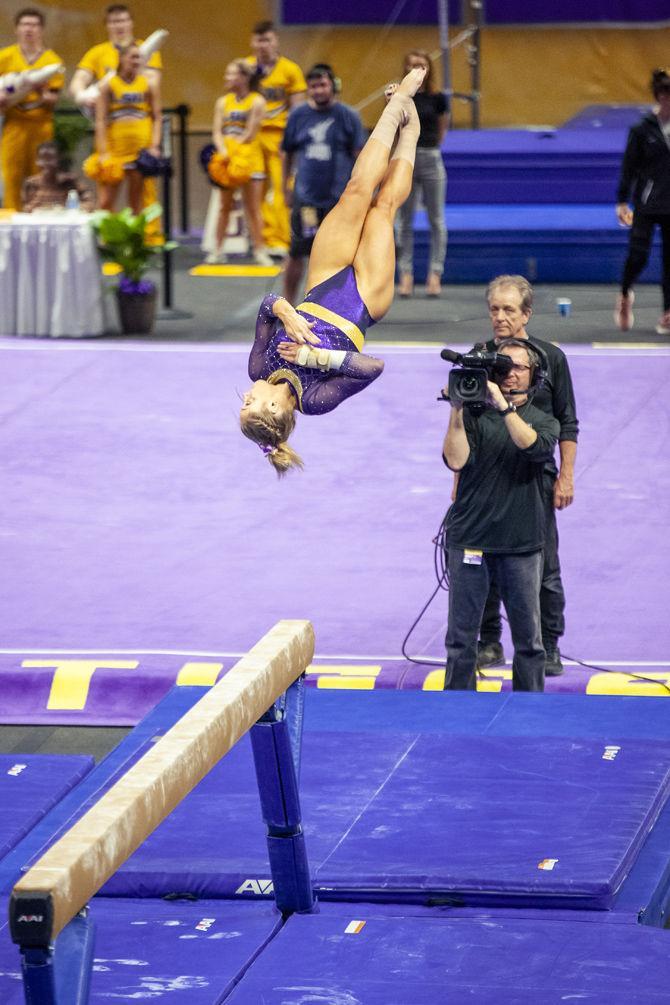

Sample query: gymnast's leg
[304,66,425,294]
[352,108,420,318]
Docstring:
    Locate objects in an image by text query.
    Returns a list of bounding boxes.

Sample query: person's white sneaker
[655,310,670,335]
[253,249,274,267]
[204,250,226,265]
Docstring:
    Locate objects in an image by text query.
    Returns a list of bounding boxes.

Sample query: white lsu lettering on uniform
[235,878,275,895]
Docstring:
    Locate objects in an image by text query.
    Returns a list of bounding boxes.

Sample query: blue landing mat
[313,735,670,909]
[103,733,670,911]
[5,692,670,919]
[225,905,670,1004]
[0,754,93,861]
[0,897,283,1004]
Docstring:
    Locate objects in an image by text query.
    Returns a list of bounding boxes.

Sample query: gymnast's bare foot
[384,68,426,104]
[397,66,426,97]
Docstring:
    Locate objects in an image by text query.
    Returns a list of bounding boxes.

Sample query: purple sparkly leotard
[248,267,384,415]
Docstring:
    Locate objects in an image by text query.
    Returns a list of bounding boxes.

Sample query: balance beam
[10,619,314,948]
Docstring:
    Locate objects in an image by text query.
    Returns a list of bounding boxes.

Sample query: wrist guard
[295,347,346,371]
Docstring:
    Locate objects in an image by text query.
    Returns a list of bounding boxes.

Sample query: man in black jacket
[469,275,579,677]
[443,339,559,692]
[615,68,670,335]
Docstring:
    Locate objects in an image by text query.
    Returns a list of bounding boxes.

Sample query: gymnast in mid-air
[240,65,426,475]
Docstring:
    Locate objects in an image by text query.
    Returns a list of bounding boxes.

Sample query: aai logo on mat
[602,745,622,760]
[235,878,275,895]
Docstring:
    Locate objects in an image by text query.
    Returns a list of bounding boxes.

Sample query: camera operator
[471,275,579,678]
[442,339,559,692]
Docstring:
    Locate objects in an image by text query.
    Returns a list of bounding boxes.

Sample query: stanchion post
[157,114,191,320]
[161,112,174,310]
[175,104,190,235]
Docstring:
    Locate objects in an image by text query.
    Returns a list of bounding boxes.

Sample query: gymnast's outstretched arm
[298,352,385,415]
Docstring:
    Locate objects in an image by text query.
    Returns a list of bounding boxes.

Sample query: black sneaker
[544,644,564,677]
[476,641,505,669]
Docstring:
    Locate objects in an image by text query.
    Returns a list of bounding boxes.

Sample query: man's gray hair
[487,275,533,313]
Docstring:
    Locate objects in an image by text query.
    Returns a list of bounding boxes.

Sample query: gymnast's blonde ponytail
[240,406,304,477]
[266,441,304,477]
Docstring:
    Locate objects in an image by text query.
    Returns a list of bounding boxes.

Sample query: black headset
[307,63,341,94]
[494,337,549,394]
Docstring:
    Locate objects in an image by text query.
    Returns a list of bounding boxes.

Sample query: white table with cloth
[0,212,112,337]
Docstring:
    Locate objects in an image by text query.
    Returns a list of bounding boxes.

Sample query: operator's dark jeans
[480,471,565,647]
[445,548,545,692]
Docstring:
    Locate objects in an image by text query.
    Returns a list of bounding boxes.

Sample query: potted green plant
[53,99,92,170]
[90,203,174,334]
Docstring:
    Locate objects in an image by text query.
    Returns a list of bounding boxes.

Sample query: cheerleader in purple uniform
[240,65,425,475]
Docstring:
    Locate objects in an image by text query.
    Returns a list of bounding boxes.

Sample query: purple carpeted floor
[0,338,668,723]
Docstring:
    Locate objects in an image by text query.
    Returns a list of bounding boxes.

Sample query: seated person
[21,141,94,213]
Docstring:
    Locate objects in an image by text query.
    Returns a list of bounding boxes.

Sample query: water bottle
[65,188,80,212]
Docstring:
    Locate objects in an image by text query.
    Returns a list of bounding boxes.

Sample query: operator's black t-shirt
[445,402,559,554]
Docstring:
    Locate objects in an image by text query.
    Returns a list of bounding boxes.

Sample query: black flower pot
[116,288,157,335]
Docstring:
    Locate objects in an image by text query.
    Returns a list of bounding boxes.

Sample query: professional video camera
[441,346,514,406]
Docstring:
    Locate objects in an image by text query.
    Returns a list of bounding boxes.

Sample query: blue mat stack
[411,105,661,284]
[3,691,670,1001]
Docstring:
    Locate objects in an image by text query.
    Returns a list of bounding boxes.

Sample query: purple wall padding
[282,0,461,25]
[282,0,667,23]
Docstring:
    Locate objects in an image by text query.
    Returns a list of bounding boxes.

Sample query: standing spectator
[474,275,578,678]
[0,8,64,210]
[86,42,161,214]
[281,63,365,304]
[614,68,670,335]
[206,59,270,265]
[70,4,163,230]
[442,339,559,692]
[247,19,306,257]
[396,50,449,298]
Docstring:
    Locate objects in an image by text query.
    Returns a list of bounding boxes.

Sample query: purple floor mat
[0,343,668,724]
[225,905,670,1004]
[0,897,283,1004]
[0,754,93,860]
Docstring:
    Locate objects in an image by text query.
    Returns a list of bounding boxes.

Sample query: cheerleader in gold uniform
[91,43,161,213]
[0,9,64,210]
[208,60,270,265]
